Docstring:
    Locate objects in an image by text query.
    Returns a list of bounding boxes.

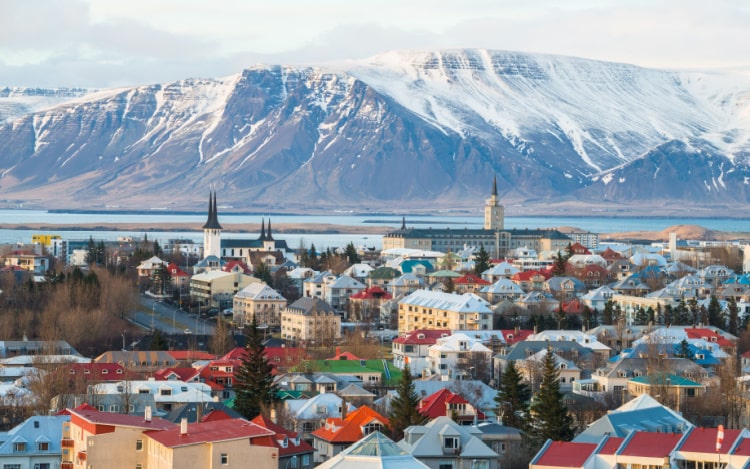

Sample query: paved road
[134,294,216,336]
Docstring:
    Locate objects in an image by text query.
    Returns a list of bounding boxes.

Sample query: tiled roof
[619,431,683,458]
[311,406,389,443]
[533,441,597,467]
[146,418,273,448]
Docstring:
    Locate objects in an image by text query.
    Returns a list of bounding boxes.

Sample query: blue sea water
[0,209,748,250]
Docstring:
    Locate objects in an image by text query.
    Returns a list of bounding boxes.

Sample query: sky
[1,0,749,88]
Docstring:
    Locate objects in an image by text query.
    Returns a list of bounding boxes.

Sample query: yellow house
[397,289,493,333]
[281,297,341,343]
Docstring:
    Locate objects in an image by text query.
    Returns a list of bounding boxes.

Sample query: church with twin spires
[199,189,290,267]
[382,176,571,257]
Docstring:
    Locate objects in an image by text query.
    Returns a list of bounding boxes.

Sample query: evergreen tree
[233,317,279,419]
[254,261,273,287]
[389,364,427,440]
[551,251,567,277]
[634,307,648,326]
[474,245,492,277]
[707,295,724,328]
[495,361,530,430]
[443,277,455,293]
[86,236,96,265]
[676,339,694,360]
[150,330,168,351]
[528,348,574,448]
[602,300,614,326]
[728,296,740,335]
[344,242,360,264]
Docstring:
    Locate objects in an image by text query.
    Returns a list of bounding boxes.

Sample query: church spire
[492,175,497,197]
[401,216,406,230]
[260,218,266,241]
[267,219,274,241]
[202,189,222,230]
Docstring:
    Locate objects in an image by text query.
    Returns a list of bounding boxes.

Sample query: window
[5,465,22,469]
[472,461,489,469]
[13,442,25,452]
[302,454,310,466]
[136,439,143,451]
[160,388,172,396]
[221,453,229,465]
[34,464,50,469]
[443,437,459,449]
[38,442,49,451]
[439,462,454,469]
[136,466,142,469]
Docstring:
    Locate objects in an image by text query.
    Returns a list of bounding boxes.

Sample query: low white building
[426,333,492,379]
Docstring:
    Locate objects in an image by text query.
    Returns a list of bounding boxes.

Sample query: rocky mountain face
[0,49,748,214]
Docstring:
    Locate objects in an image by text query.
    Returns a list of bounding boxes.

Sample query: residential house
[397,416,499,469]
[63,405,175,469]
[0,414,69,469]
[323,275,366,313]
[144,417,278,469]
[544,276,587,301]
[474,421,523,468]
[311,406,389,463]
[136,255,165,278]
[283,393,356,442]
[417,388,486,425]
[89,379,213,413]
[233,283,288,328]
[2,250,49,274]
[366,266,401,291]
[94,351,177,374]
[190,270,258,310]
[626,374,706,411]
[481,262,520,283]
[391,274,425,299]
[426,333,492,380]
[281,297,341,344]
[398,290,493,333]
[479,278,525,304]
[509,270,548,292]
[392,329,451,375]
[453,274,491,294]
[251,414,315,469]
[348,286,392,323]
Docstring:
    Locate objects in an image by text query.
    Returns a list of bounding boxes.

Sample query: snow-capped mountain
[0,87,95,123]
[0,49,749,214]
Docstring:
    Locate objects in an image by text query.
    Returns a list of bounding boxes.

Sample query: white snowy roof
[399,290,492,314]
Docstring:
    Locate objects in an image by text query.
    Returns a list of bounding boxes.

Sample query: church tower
[202,189,222,259]
[484,176,504,230]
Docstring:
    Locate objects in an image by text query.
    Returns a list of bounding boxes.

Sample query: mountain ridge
[0,49,749,214]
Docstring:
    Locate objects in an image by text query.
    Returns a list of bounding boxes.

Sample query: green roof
[304,359,402,386]
[429,270,462,278]
[630,374,702,387]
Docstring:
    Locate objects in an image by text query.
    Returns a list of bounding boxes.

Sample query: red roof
[620,432,683,458]
[418,388,486,420]
[251,415,315,456]
[328,347,362,361]
[597,437,624,455]
[167,350,217,361]
[166,262,190,277]
[555,298,586,314]
[741,351,750,358]
[200,409,235,422]
[145,418,273,448]
[500,329,533,345]
[152,367,201,382]
[69,406,175,431]
[64,363,129,380]
[511,270,548,282]
[680,427,742,454]
[223,260,252,274]
[350,286,393,300]
[310,406,389,443]
[454,274,490,285]
[569,243,591,255]
[533,441,597,467]
[734,438,750,456]
[684,328,734,347]
[393,329,450,345]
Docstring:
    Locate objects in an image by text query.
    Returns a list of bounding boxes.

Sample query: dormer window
[444,437,460,450]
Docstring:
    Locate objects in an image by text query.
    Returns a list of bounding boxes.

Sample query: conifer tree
[528,348,574,448]
[551,251,567,277]
[602,300,614,326]
[389,364,426,440]
[495,361,530,429]
[233,316,279,419]
[474,245,492,277]
[728,296,739,335]
[707,295,724,328]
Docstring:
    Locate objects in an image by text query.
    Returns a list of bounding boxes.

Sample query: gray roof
[398,416,498,459]
[317,431,430,469]
[574,407,689,442]
[287,297,336,315]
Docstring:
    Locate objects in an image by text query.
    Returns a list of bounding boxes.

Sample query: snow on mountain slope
[345,49,750,173]
[2,49,750,213]
[0,87,96,123]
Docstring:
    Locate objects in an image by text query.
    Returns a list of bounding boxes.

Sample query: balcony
[62,464,74,469]
[78,451,87,461]
[61,439,74,448]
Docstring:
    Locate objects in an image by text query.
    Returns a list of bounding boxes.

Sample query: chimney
[180,418,188,435]
[145,407,152,422]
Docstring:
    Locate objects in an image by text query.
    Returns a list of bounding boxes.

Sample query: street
[134,294,216,336]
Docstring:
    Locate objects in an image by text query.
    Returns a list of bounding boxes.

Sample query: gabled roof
[251,414,315,456]
[223,260,252,275]
[69,405,175,431]
[311,406,389,443]
[418,388,486,420]
[146,418,272,448]
[393,329,451,345]
[153,367,201,382]
[678,427,743,454]
[350,286,393,300]
[618,431,683,458]
[532,441,597,467]
[398,290,492,314]
[454,274,490,286]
